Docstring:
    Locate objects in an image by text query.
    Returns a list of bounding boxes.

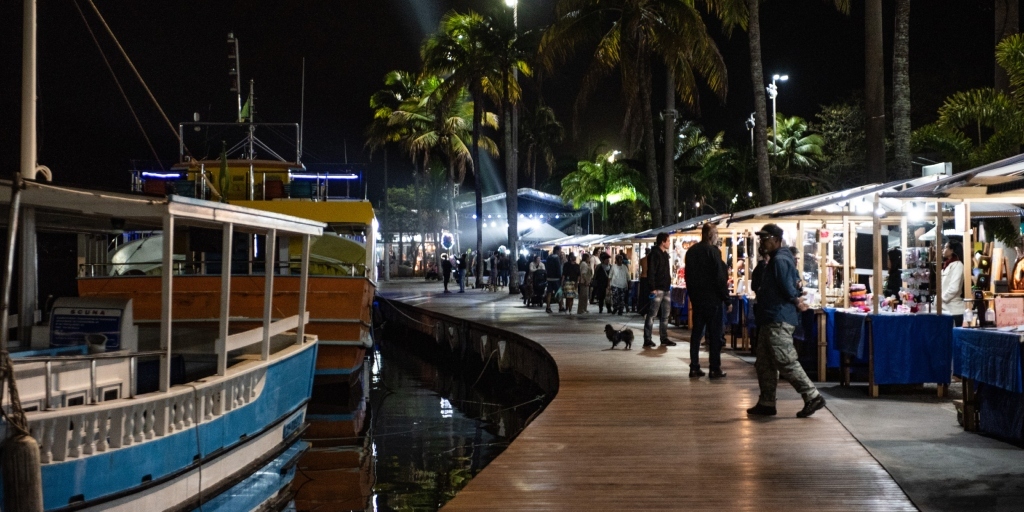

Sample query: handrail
[11,350,164,365]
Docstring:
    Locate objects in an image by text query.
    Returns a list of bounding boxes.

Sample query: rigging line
[72,0,164,171]
[84,0,192,159]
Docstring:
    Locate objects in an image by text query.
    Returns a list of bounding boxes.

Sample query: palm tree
[389,78,499,257]
[892,0,911,179]
[561,150,648,232]
[865,0,886,183]
[995,0,1019,92]
[540,0,728,228]
[520,104,565,189]
[423,10,522,287]
[367,70,422,278]
[702,0,848,202]
[769,114,827,197]
[912,34,1024,171]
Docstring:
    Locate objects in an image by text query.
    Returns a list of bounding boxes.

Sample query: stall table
[726,295,754,350]
[832,310,954,397]
[952,327,1024,440]
[670,287,689,327]
[799,308,841,383]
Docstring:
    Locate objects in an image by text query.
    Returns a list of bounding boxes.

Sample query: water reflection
[293,336,544,511]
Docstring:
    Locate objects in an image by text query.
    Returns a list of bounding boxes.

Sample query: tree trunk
[893,0,912,180]
[504,85,520,294]
[472,91,484,288]
[746,0,772,205]
[382,148,390,281]
[448,161,459,254]
[865,0,887,184]
[663,73,676,226]
[414,166,424,274]
[995,0,1020,92]
[640,61,662,228]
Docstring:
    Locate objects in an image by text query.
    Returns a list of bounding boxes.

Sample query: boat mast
[229,32,242,122]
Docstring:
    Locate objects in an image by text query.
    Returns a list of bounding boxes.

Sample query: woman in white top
[609,253,630,315]
[941,240,965,326]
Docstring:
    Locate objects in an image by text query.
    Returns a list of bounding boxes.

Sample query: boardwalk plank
[381,283,917,511]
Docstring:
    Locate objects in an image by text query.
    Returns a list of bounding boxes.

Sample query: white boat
[0,180,325,511]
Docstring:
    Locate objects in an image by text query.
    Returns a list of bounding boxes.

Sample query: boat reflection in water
[293,335,546,510]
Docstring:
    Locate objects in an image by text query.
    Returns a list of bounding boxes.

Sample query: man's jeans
[644,289,671,342]
[690,302,724,372]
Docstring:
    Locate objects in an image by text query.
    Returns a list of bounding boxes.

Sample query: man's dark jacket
[544,253,562,279]
[648,246,671,292]
[684,241,729,307]
[757,246,801,326]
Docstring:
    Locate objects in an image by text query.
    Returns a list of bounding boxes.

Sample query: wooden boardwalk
[380,281,917,511]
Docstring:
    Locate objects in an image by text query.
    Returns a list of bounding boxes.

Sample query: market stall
[882,153,1024,428]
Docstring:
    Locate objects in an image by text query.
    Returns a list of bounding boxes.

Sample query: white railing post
[218,223,234,376]
[160,214,175,392]
[262,229,276,360]
[296,234,311,344]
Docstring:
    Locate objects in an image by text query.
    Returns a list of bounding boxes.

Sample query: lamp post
[766,74,788,157]
[745,112,755,152]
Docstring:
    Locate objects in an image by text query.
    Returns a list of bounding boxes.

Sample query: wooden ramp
[381,282,917,511]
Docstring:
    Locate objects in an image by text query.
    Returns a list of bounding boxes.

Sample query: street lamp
[745,112,755,152]
[766,74,788,156]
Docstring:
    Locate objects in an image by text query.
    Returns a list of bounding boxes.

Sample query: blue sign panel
[50,307,123,350]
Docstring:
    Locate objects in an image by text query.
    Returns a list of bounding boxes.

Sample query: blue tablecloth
[670,287,689,323]
[833,311,953,385]
[726,296,754,328]
[833,310,868,359]
[953,328,1024,440]
[952,328,1024,393]
[871,314,954,385]
[801,308,840,369]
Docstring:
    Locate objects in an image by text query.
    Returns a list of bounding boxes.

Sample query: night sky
[0,1,1010,207]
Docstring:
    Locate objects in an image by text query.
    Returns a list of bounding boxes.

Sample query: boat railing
[12,350,164,411]
[8,316,313,465]
[130,168,364,202]
[79,261,369,279]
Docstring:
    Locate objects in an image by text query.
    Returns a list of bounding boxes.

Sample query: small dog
[604,324,633,350]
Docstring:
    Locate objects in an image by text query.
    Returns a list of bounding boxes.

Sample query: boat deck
[379,281,919,511]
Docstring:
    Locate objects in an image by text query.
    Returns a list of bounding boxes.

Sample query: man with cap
[684,223,729,378]
[748,223,826,418]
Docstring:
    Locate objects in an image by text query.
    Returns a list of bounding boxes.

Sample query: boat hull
[12,340,317,511]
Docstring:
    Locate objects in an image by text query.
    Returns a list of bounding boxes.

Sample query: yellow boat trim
[234,199,375,225]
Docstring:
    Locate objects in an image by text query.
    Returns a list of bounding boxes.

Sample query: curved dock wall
[375,298,559,400]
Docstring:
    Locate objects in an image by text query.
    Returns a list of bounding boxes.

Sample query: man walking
[684,223,729,378]
[747,224,826,418]
[544,245,564,314]
[643,233,677,348]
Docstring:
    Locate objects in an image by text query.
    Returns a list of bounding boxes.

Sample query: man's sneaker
[642,340,656,348]
[796,395,827,418]
[688,369,705,378]
[746,404,777,416]
[660,339,677,347]
[708,370,727,379]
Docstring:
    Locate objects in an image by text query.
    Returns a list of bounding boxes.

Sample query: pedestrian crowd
[434,221,826,418]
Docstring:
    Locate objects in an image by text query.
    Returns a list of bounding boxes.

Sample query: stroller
[523,268,548,307]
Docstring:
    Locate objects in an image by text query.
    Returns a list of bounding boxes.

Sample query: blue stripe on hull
[38,343,317,510]
[195,440,308,512]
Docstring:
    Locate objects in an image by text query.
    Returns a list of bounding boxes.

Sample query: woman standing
[578,253,593,314]
[561,253,582,315]
[609,253,630,315]
[941,240,965,326]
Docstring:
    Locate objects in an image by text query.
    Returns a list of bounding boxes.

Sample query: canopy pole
[872,195,882,314]
[935,202,944,315]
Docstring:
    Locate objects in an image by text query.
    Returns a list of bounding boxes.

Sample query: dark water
[292,336,545,511]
